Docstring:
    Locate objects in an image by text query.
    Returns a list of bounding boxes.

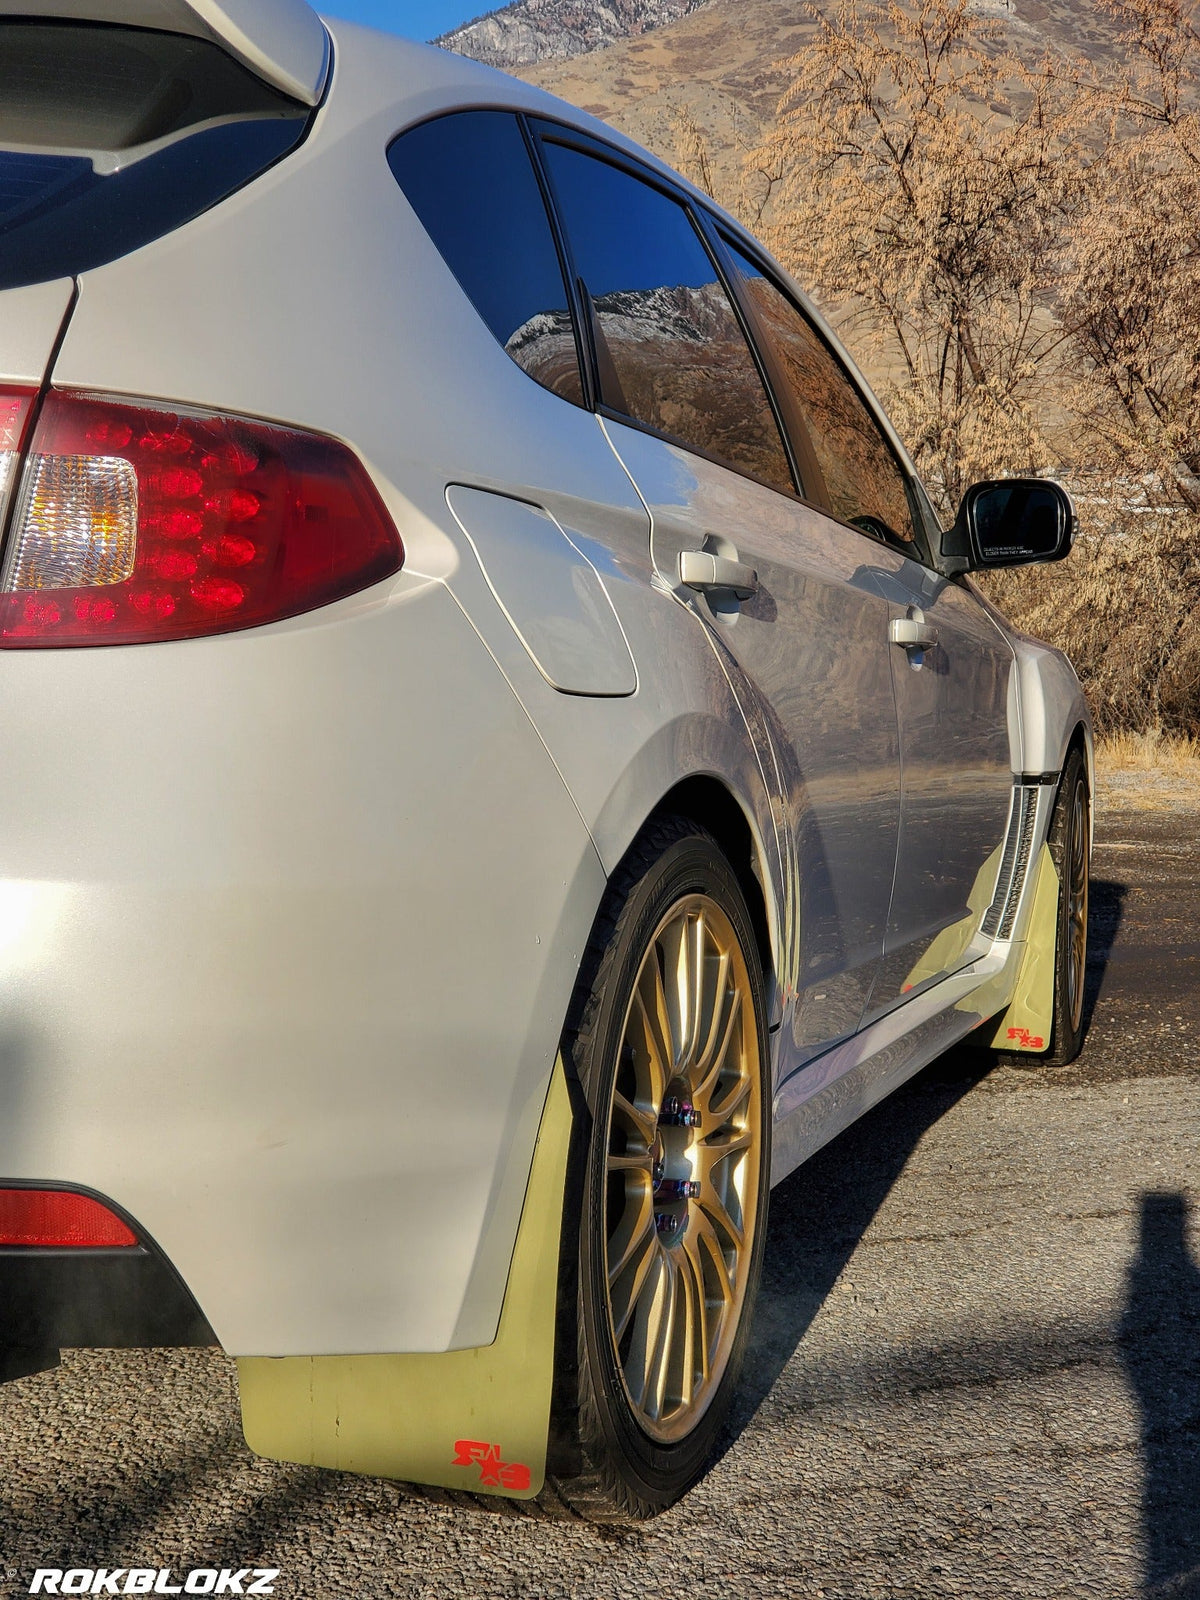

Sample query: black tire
[542,817,771,1523]
[1041,745,1091,1066]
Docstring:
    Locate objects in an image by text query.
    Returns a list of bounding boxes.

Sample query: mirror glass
[971,481,1066,563]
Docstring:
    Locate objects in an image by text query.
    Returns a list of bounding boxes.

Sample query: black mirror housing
[940,478,1075,574]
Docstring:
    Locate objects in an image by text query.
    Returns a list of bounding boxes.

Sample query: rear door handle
[679,550,759,600]
[889,617,938,648]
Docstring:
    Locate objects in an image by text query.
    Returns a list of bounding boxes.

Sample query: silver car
[0,0,1091,1522]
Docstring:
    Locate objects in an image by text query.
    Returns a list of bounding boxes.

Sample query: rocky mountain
[501,0,1128,216]
[435,0,710,69]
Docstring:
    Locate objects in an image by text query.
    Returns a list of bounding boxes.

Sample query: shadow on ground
[729,873,1126,1448]
[1085,876,1127,1032]
[1120,1192,1200,1600]
[726,1042,993,1448]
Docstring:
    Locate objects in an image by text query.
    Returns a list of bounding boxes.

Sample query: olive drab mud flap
[987,843,1060,1052]
[237,1058,573,1499]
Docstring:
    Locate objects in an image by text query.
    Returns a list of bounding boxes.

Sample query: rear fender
[238,1056,573,1499]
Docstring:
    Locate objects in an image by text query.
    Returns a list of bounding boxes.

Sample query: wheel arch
[644,774,776,999]
[1008,634,1094,787]
[1064,720,1094,851]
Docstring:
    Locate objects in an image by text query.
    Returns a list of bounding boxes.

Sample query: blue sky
[322,2,484,40]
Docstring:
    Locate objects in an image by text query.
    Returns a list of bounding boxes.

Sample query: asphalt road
[1,785,1197,1600]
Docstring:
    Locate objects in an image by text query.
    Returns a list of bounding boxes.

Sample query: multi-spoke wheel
[544,817,769,1522]
[604,894,761,1442]
[1042,745,1091,1066]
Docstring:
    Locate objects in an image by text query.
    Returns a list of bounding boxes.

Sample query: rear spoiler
[0,0,331,106]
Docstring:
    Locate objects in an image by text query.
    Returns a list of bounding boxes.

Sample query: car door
[713,239,1016,1023]
[532,125,904,1071]
[865,559,1016,1019]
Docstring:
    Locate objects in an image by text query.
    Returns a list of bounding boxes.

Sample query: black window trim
[528,113,932,549]
[391,102,936,566]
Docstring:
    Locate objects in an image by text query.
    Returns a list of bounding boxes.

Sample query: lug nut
[660,1096,701,1129]
[655,1178,701,1201]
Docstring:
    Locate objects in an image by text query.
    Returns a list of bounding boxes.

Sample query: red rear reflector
[0,1187,138,1247]
[0,392,404,647]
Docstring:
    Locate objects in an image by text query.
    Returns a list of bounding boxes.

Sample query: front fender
[1009,634,1093,786]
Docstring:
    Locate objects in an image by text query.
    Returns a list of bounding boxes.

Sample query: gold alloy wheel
[602,893,762,1444]
[1066,776,1090,1035]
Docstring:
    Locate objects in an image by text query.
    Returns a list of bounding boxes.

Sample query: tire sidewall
[1048,747,1090,1063]
[571,828,771,1509]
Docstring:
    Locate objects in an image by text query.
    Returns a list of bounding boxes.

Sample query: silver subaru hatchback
[0,0,1091,1521]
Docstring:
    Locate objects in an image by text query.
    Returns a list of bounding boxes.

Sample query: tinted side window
[539,139,794,495]
[388,113,584,407]
[726,243,916,546]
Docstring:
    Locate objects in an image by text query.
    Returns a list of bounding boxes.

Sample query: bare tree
[1004,0,1200,735]
[750,0,1086,515]
[1062,0,1200,515]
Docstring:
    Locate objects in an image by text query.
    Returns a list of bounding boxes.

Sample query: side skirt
[770,792,1062,1185]
[237,1059,573,1500]
[770,952,1014,1186]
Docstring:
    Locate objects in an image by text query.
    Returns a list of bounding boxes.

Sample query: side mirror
[940,478,1075,574]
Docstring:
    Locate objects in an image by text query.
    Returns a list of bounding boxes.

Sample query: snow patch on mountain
[437,0,709,69]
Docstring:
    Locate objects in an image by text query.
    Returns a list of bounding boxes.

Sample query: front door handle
[679,550,758,600]
[889,616,938,649]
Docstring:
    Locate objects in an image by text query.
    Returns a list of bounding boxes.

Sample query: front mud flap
[237,1058,572,1500]
[987,844,1060,1052]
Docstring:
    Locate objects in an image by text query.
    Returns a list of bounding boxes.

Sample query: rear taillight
[0,391,404,647]
[0,387,36,533]
[0,1187,137,1247]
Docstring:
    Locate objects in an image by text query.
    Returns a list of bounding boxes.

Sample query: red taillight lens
[0,386,37,532]
[0,1187,138,1247]
[0,392,404,647]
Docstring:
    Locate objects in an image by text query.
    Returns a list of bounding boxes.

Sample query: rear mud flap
[237,1058,572,1500]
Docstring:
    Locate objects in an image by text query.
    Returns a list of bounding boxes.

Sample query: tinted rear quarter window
[388,112,584,407]
[0,21,310,291]
[538,137,795,496]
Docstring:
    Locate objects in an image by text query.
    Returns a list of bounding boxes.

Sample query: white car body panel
[3,22,789,1354]
[0,278,73,384]
[1,0,331,106]
[0,18,1092,1360]
[446,486,637,696]
[0,577,606,1354]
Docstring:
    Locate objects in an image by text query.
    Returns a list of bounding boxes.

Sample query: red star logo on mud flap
[452,1439,532,1491]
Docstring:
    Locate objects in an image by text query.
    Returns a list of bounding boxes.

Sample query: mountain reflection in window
[388,111,585,406]
[542,139,794,495]
[504,307,584,401]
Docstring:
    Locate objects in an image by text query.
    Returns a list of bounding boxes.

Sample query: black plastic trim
[0,1181,217,1352]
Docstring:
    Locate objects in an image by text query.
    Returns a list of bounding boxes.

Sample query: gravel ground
[1,786,1197,1600]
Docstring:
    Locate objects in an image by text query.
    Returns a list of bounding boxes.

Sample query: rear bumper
[0,574,605,1358]
[0,1184,213,1357]
[0,1244,214,1355]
